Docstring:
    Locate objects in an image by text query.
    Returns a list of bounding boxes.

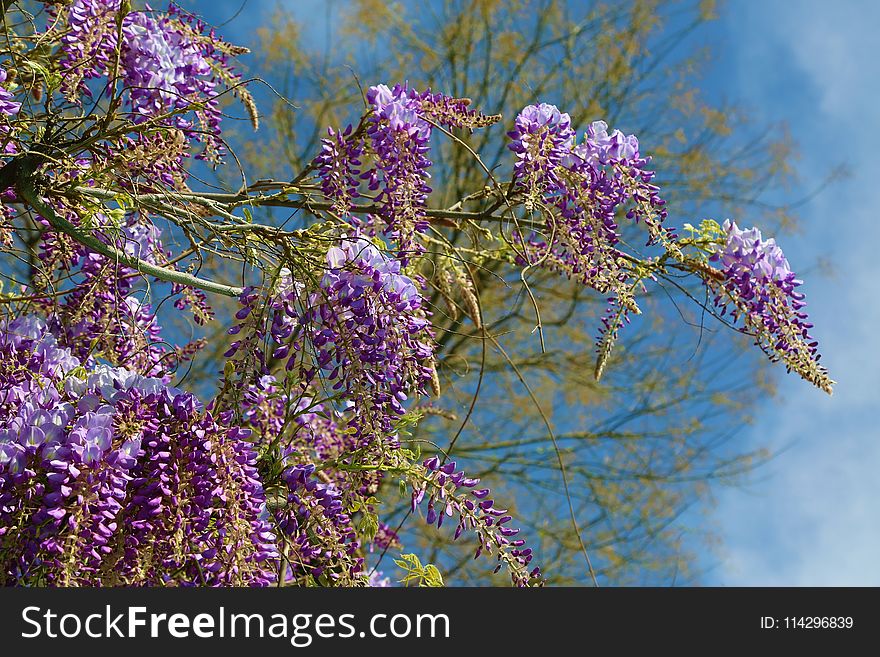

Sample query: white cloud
[709,0,880,585]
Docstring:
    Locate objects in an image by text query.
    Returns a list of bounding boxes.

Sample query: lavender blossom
[413,457,542,587]
[709,220,832,393]
[56,0,123,99]
[0,67,20,161]
[364,83,434,258]
[315,124,364,217]
[507,103,576,208]
[307,236,435,445]
[55,2,245,162]
[508,104,674,374]
[0,317,278,585]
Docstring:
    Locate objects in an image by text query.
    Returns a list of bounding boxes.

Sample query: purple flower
[507,103,673,371]
[368,570,392,587]
[708,220,832,393]
[120,10,227,160]
[507,103,575,207]
[0,67,21,117]
[318,83,498,257]
[0,317,278,585]
[315,125,363,217]
[412,458,542,587]
[55,0,123,98]
[586,120,640,163]
[363,83,434,257]
[714,220,792,282]
[69,410,114,464]
[306,236,435,441]
[53,2,245,162]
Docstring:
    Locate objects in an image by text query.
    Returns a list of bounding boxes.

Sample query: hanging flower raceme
[223,238,447,583]
[239,376,356,483]
[708,220,833,393]
[507,102,576,209]
[315,84,500,258]
[32,212,193,378]
[227,235,435,443]
[508,108,670,257]
[567,120,668,241]
[0,66,21,241]
[51,260,167,376]
[508,106,670,377]
[53,1,249,162]
[315,124,364,218]
[237,376,385,586]
[362,83,434,258]
[412,457,543,587]
[56,0,124,99]
[305,236,435,446]
[273,463,362,585]
[0,66,21,155]
[0,316,278,585]
[120,9,227,161]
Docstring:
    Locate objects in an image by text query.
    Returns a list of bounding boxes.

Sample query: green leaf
[424,565,444,587]
[358,511,379,543]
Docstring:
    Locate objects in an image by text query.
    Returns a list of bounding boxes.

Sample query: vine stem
[12,154,244,298]
[489,335,600,587]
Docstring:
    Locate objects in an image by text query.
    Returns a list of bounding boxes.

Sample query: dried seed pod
[435,265,460,321]
[428,358,442,397]
[458,269,483,330]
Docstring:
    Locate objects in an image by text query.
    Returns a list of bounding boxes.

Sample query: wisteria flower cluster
[0,66,20,241]
[363,84,434,257]
[227,235,436,447]
[232,372,541,586]
[236,376,365,585]
[316,83,501,258]
[308,236,435,444]
[507,105,670,374]
[274,462,362,584]
[708,220,832,392]
[0,67,20,148]
[413,457,542,587]
[33,209,198,378]
[223,232,546,585]
[56,0,124,98]
[53,1,249,162]
[0,317,277,585]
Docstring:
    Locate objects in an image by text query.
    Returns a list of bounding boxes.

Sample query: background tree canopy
[0,0,836,586]
[191,0,816,584]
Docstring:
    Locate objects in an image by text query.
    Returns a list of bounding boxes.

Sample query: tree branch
[11,155,244,298]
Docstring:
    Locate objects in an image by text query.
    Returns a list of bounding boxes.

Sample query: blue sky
[688,0,880,585]
[194,0,880,585]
